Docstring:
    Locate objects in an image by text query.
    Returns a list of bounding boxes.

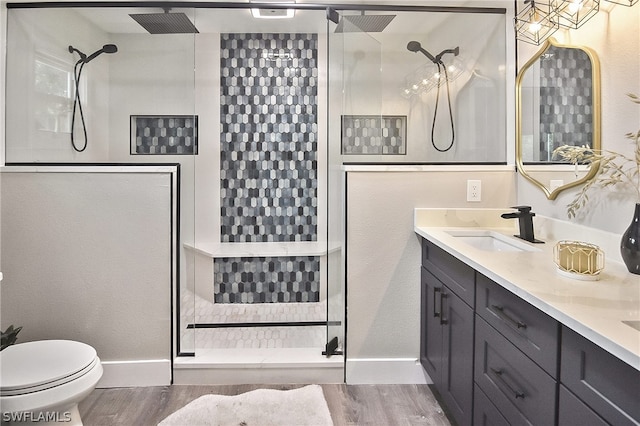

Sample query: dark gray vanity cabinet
[474,274,559,426]
[420,239,475,426]
[560,326,640,425]
[419,237,639,426]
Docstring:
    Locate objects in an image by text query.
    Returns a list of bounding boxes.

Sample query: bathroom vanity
[414,209,640,426]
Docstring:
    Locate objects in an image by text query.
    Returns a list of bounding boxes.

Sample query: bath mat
[158,385,333,426]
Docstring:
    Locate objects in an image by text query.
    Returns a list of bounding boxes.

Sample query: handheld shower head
[406,41,422,52]
[407,40,437,63]
[84,44,118,63]
[68,43,118,153]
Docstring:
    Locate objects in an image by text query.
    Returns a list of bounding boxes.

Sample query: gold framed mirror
[516,38,601,200]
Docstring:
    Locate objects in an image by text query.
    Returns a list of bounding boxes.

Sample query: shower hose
[431,62,455,153]
[71,60,88,152]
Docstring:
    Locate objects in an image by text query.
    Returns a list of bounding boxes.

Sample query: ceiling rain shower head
[334,13,396,33]
[130,8,199,34]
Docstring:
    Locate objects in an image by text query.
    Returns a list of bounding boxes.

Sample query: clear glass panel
[326,10,383,355]
[186,7,333,357]
[4,6,198,356]
[336,10,507,163]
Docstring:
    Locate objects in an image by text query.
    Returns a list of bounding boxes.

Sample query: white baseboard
[97,359,171,388]
[346,358,431,385]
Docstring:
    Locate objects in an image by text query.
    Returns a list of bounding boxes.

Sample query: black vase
[621,203,640,275]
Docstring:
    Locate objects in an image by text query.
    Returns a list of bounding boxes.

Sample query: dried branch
[553,94,640,218]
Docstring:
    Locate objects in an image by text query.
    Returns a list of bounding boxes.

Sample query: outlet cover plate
[467,179,481,202]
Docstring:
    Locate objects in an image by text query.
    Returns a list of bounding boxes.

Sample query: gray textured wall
[0,170,173,364]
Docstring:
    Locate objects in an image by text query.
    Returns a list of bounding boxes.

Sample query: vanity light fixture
[401,53,466,98]
[514,0,560,45]
[557,0,600,29]
[262,50,293,62]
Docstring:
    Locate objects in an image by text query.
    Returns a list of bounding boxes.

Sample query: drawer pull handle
[433,287,441,318]
[439,292,448,325]
[490,368,525,400]
[490,305,527,329]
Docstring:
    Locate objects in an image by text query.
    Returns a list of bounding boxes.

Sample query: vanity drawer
[476,273,559,376]
[421,239,475,307]
[473,384,509,426]
[561,326,640,425]
[475,316,556,426]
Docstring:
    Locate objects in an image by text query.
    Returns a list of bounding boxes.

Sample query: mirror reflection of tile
[539,45,593,153]
[341,115,407,155]
[131,115,198,155]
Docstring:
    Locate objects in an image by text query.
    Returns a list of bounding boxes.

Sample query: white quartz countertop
[414,208,640,371]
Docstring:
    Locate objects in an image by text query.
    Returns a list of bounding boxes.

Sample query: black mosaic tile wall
[214,256,320,304]
[539,45,593,158]
[131,116,198,155]
[220,33,318,243]
[342,115,407,155]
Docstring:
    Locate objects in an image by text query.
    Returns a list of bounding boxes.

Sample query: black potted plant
[1,325,23,351]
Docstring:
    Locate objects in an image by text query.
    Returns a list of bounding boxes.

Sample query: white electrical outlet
[467,180,481,202]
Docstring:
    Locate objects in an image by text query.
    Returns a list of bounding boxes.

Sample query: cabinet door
[421,267,444,387]
[440,285,475,426]
[561,326,640,425]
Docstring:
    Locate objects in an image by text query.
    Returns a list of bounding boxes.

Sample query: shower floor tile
[179,289,327,350]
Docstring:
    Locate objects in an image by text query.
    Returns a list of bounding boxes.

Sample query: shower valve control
[467,180,482,202]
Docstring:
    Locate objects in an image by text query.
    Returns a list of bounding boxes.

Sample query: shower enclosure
[2,1,507,384]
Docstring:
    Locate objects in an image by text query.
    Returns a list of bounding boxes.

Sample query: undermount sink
[622,321,640,332]
[445,230,540,252]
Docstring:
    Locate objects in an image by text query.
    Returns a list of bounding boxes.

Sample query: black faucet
[501,206,544,244]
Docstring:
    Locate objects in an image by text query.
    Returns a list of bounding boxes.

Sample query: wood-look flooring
[78,384,453,426]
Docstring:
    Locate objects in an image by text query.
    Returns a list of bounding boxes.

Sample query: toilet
[0,340,103,425]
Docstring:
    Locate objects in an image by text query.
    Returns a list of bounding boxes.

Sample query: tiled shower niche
[214,256,320,304]
[220,33,318,243]
[131,115,198,155]
[341,115,407,155]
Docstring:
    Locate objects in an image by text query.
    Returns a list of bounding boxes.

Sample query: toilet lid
[0,340,98,395]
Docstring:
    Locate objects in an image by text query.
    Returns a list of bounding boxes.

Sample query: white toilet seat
[0,340,103,415]
[1,340,99,396]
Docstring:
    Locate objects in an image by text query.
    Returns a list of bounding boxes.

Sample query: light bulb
[527,7,543,34]
[529,21,542,33]
[568,0,583,14]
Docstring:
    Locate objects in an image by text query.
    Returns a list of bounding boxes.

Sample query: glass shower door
[326,9,384,357]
